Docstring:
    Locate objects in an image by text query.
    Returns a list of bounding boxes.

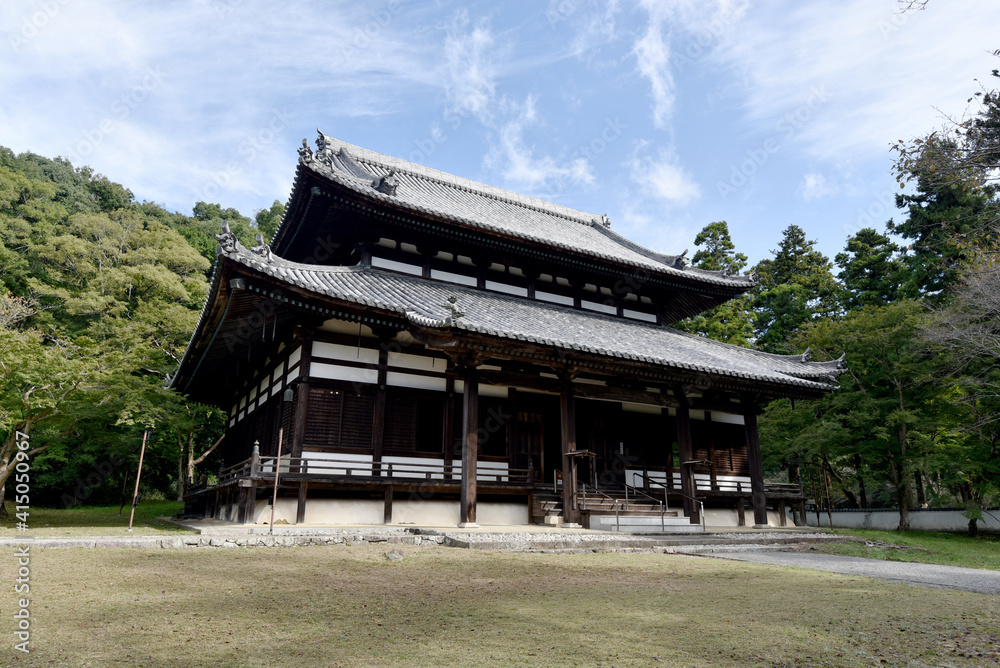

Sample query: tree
[786,302,940,530]
[835,228,909,310]
[751,225,837,352]
[676,221,754,346]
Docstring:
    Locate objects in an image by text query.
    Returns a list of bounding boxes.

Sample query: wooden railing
[632,472,803,497]
[210,454,532,487]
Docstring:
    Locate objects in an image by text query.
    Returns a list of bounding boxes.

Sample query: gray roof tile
[223,245,842,392]
[295,134,753,290]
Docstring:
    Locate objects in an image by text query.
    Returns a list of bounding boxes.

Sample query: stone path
[706,550,1000,595]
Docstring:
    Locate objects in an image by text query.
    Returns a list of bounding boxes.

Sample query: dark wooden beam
[296,482,308,524]
[383,485,393,524]
[459,367,479,526]
[560,381,579,525]
[742,395,769,527]
[675,388,699,524]
[443,377,455,481]
[371,343,389,475]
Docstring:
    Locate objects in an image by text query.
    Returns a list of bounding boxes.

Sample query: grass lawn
[1,545,997,667]
[0,501,192,537]
[811,529,1000,571]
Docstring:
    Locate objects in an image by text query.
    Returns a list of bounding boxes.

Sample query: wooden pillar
[443,378,455,481]
[706,412,718,491]
[296,482,308,524]
[459,366,479,526]
[383,486,394,524]
[372,343,389,476]
[675,390,699,524]
[737,497,746,526]
[560,382,579,525]
[778,499,787,527]
[291,332,313,460]
[742,396,769,527]
[291,382,309,460]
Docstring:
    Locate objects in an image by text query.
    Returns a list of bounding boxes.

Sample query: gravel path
[707,550,1000,595]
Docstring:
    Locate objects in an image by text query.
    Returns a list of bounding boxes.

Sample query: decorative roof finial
[298,138,314,164]
[601,213,610,228]
[672,249,689,269]
[215,221,238,255]
[444,296,465,325]
[373,170,399,196]
[251,233,273,262]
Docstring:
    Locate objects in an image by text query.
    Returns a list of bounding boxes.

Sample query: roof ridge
[316,132,603,227]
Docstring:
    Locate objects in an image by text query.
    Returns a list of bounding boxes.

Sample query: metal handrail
[579,482,620,531]
[642,475,706,532]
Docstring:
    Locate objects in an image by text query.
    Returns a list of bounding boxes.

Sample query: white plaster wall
[703,508,790,527]
[252,498,529,526]
[808,509,1000,533]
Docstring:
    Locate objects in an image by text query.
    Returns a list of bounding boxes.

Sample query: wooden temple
[172,133,844,531]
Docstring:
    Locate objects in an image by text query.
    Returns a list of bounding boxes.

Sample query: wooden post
[737,497,746,526]
[372,343,388,476]
[127,430,149,532]
[741,396,769,527]
[291,381,309,460]
[675,391,699,524]
[296,482,308,524]
[459,366,479,527]
[706,412,718,491]
[383,485,394,524]
[560,381,579,525]
[443,377,455,481]
[245,444,260,524]
[778,499,787,527]
[290,333,312,460]
[269,429,283,534]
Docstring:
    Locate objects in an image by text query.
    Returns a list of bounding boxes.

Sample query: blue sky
[3,0,999,269]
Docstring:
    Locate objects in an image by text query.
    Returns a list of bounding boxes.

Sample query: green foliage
[751,224,837,352]
[676,221,754,346]
[0,146,257,504]
[835,228,909,310]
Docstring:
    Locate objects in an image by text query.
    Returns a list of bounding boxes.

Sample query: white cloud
[443,12,498,123]
[800,172,837,201]
[631,11,674,129]
[484,95,593,192]
[708,0,1000,160]
[628,142,701,206]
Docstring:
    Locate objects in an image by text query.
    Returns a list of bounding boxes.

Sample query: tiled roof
[214,241,842,393]
[288,133,754,290]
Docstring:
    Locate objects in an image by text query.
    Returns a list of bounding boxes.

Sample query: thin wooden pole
[269,428,283,534]
[127,430,149,532]
[822,461,834,530]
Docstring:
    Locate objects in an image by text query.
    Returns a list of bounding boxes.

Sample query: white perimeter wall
[808,509,1000,533]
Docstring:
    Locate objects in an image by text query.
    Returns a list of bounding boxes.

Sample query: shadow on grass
[0,500,192,535]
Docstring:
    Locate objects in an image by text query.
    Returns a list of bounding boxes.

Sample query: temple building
[172,133,844,531]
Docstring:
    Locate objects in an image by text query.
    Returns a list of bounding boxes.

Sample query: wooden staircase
[531,487,704,533]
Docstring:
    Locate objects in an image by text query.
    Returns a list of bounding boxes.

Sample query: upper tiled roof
[206,238,842,393]
[288,133,755,290]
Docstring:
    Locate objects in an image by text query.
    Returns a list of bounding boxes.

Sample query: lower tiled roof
[214,242,843,393]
